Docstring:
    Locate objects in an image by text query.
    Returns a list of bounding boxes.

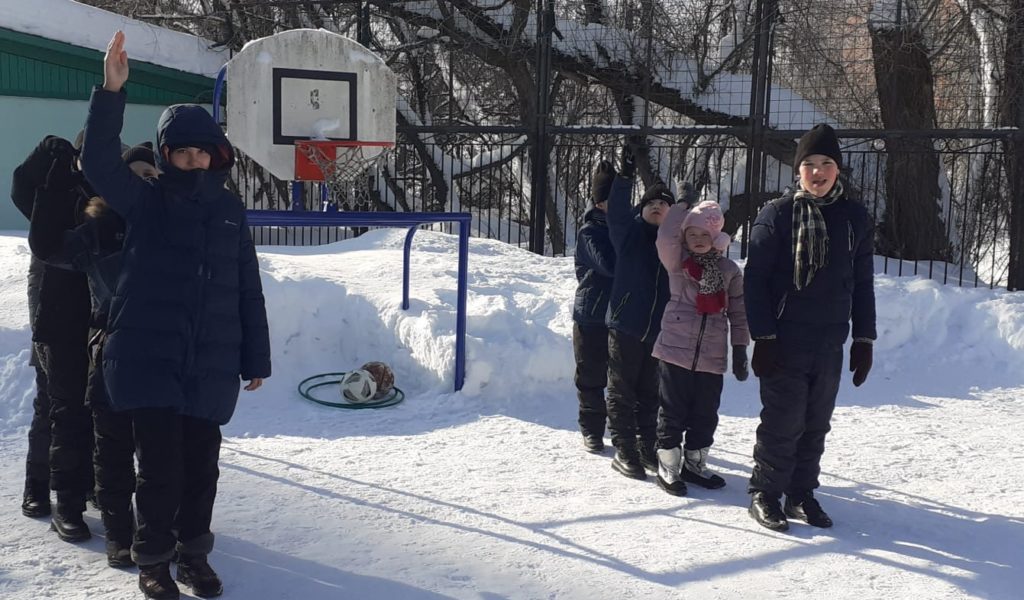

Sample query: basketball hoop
[295,140,394,206]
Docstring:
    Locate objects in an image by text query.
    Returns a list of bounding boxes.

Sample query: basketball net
[295,141,391,208]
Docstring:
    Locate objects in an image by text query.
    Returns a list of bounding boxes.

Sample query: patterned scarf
[792,180,844,290]
[684,250,726,314]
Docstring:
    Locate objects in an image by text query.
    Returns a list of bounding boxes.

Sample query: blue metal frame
[212,65,227,124]
[248,210,471,392]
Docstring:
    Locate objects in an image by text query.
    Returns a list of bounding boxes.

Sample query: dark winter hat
[591,160,616,205]
[122,144,156,167]
[794,123,842,168]
[640,182,675,209]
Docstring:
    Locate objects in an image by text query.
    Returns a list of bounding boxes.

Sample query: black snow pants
[131,408,222,565]
[25,346,52,486]
[606,329,659,451]
[88,332,136,543]
[573,322,609,438]
[656,360,724,451]
[748,338,843,495]
[37,337,93,507]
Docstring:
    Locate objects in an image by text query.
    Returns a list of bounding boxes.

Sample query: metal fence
[227,0,1024,290]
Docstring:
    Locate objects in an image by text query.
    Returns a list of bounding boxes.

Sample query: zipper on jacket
[691,314,708,371]
[589,290,604,317]
[776,292,789,319]
[611,292,630,320]
[642,268,662,341]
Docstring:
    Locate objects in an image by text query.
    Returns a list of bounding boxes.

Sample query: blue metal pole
[402,225,418,310]
[455,216,469,392]
[291,182,304,211]
[212,65,227,124]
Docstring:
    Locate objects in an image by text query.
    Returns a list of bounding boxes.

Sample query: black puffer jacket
[29,193,125,330]
[82,88,271,424]
[11,137,91,346]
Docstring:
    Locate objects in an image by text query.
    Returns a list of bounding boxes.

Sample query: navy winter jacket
[605,176,670,343]
[573,206,615,326]
[744,191,876,345]
[81,88,272,425]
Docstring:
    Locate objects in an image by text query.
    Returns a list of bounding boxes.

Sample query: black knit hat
[591,160,616,205]
[640,182,675,208]
[122,143,156,167]
[794,123,842,168]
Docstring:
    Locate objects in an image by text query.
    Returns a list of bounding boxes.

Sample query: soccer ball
[340,369,377,403]
[360,361,395,399]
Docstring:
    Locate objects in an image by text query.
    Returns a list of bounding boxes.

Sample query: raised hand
[103,30,129,92]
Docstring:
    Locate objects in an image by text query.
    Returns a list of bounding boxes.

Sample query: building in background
[0,0,227,229]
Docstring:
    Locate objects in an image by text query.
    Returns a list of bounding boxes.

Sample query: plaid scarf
[683,250,726,314]
[792,181,844,290]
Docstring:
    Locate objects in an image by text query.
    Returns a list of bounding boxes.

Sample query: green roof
[0,27,216,105]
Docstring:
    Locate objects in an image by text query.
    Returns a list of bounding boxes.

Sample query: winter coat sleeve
[605,176,636,252]
[576,224,615,278]
[850,205,877,340]
[237,210,272,380]
[11,138,62,220]
[726,264,750,346]
[743,202,783,339]
[80,88,147,220]
[656,203,689,271]
[28,187,81,267]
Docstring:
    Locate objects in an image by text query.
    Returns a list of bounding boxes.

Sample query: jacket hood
[156,104,235,173]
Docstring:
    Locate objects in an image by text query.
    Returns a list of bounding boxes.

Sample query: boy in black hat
[604,146,683,479]
[572,160,617,452]
[744,123,876,531]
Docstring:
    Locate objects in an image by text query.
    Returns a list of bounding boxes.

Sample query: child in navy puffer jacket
[81,30,271,600]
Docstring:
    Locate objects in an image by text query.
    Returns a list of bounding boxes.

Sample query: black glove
[17,136,77,189]
[732,345,749,381]
[751,338,780,379]
[849,341,873,387]
[618,144,636,179]
[43,151,78,195]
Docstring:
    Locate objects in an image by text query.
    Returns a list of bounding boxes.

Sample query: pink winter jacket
[652,203,750,374]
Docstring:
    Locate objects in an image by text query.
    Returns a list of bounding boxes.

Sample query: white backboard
[226,29,397,181]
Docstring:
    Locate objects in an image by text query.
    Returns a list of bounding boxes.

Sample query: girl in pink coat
[652,200,749,496]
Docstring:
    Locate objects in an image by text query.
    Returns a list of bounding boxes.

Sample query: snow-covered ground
[0,230,1021,600]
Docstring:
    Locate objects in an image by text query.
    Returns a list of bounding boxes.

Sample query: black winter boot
[749,491,789,532]
[50,496,90,542]
[611,446,646,480]
[636,438,658,472]
[21,479,50,518]
[785,493,833,528]
[101,504,136,567]
[581,433,604,454]
[105,538,135,568]
[139,562,179,600]
[176,555,223,598]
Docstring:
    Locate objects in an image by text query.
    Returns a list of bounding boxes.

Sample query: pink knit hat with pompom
[682,200,731,252]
